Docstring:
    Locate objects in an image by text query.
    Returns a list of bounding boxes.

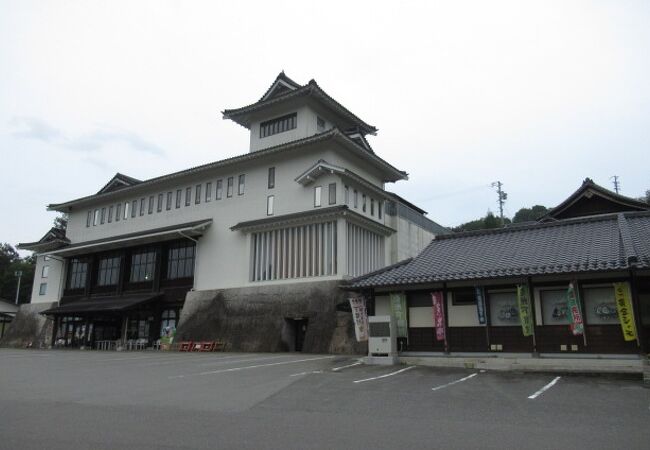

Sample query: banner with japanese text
[475,286,487,325]
[349,297,369,342]
[613,282,638,342]
[566,281,584,336]
[431,291,446,342]
[389,292,408,338]
[516,285,534,337]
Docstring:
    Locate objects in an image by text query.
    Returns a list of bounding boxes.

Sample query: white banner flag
[349,297,369,342]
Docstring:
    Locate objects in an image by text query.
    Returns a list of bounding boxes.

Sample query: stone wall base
[176,281,366,355]
[0,303,56,349]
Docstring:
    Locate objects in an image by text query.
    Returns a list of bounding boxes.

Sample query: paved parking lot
[0,349,648,449]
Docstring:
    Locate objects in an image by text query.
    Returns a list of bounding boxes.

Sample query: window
[86,211,92,227]
[227,177,233,197]
[148,196,154,214]
[93,209,99,226]
[329,183,336,205]
[195,184,201,204]
[166,192,172,210]
[370,199,375,216]
[39,283,47,295]
[251,221,337,281]
[259,112,297,138]
[540,289,569,325]
[583,286,618,325]
[115,203,121,222]
[205,182,212,202]
[124,202,130,220]
[160,309,177,336]
[362,194,367,213]
[378,201,382,220]
[267,195,274,216]
[488,291,519,326]
[314,186,322,207]
[166,243,195,279]
[157,193,163,212]
[131,200,137,218]
[67,259,88,289]
[185,187,191,206]
[140,198,145,216]
[216,179,223,200]
[451,288,476,306]
[176,189,182,209]
[100,207,106,224]
[344,186,349,205]
[130,250,156,283]
[97,256,120,286]
[42,265,49,278]
[353,190,358,209]
[317,116,325,132]
[238,175,245,195]
[108,205,113,223]
[268,167,275,189]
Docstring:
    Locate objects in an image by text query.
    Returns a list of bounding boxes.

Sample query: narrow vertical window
[362,194,367,213]
[378,201,383,219]
[166,192,172,210]
[100,207,106,224]
[314,186,322,207]
[195,185,202,204]
[267,195,274,216]
[238,174,245,195]
[227,177,233,197]
[216,179,223,200]
[176,189,182,208]
[42,265,49,278]
[353,190,358,209]
[148,196,154,214]
[205,182,212,202]
[39,283,47,295]
[268,167,275,189]
[328,183,336,205]
[344,186,349,205]
[157,193,163,212]
[131,200,137,218]
[93,209,99,225]
[140,198,145,216]
[370,199,375,216]
[108,205,113,222]
[86,211,92,227]
[115,203,121,222]
[123,202,129,220]
[185,187,191,206]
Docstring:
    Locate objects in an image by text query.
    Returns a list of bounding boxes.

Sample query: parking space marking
[431,372,478,391]
[169,355,335,379]
[143,354,266,367]
[352,365,416,384]
[289,370,324,377]
[332,361,362,372]
[528,376,561,399]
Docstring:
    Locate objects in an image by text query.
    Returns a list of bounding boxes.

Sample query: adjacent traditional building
[347,179,650,355]
[11,73,446,352]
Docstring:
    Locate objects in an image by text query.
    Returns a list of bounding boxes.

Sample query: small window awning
[42,219,212,257]
[41,293,162,315]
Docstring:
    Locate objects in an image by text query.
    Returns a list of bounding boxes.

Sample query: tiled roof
[348,211,650,288]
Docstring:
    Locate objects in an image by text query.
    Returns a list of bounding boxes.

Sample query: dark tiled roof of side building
[348,211,650,289]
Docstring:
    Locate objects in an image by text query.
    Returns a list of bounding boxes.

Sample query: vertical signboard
[389,292,408,338]
[566,281,584,336]
[431,291,446,342]
[516,285,533,337]
[349,297,369,342]
[475,286,487,325]
[613,282,638,342]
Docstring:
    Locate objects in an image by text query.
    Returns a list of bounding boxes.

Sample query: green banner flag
[516,285,534,337]
[389,292,408,338]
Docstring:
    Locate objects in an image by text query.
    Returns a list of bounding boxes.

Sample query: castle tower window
[260,113,297,138]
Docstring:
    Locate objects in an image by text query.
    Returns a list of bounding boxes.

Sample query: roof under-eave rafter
[222,75,378,136]
[47,129,407,212]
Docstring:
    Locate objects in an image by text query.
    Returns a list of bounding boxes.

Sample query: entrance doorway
[284,318,309,352]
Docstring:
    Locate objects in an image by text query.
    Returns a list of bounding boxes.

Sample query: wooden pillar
[527,277,538,356]
[442,282,450,354]
[629,269,647,353]
[51,316,60,347]
[482,287,492,351]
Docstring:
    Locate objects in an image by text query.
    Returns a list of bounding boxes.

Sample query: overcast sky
[1,0,648,251]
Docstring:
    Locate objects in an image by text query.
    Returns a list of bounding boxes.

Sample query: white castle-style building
[13,73,446,352]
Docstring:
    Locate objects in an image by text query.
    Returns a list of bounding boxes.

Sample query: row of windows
[86,175,247,228]
[343,185,383,219]
[260,113,297,138]
[251,221,337,281]
[66,243,195,290]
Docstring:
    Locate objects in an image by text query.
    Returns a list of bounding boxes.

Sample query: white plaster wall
[375,295,390,316]
[446,292,482,327]
[409,307,433,328]
[30,256,65,304]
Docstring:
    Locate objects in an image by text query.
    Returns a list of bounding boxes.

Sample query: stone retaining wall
[0,302,56,348]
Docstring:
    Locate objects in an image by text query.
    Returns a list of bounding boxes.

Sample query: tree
[512,205,549,223]
[453,211,510,232]
[0,242,35,304]
[53,213,68,230]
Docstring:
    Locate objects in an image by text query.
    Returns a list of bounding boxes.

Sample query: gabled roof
[223,73,378,136]
[541,178,649,221]
[17,227,69,252]
[47,128,407,212]
[97,173,142,194]
[347,211,650,289]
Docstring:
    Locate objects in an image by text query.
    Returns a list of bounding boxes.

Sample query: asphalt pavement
[0,349,648,449]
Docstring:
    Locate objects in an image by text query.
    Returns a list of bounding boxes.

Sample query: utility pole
[491,181,507,226]
[14,270,23,305]
[610,175,620,194]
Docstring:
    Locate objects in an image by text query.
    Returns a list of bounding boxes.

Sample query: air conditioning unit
[368,315,397,357]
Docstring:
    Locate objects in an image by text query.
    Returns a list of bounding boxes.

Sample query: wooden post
[527,277,538,356]
[629,269,646,353]
[442,282,449,354]
[51,316,59,348]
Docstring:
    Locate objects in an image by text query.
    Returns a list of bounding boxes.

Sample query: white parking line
[289,370,323,377]
[169,355,335,379]
[332,361,362,372]
[353,365,416,384]
[528,376,561,399]
[431,373,478,391]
